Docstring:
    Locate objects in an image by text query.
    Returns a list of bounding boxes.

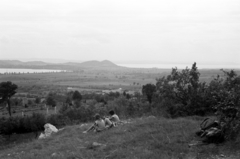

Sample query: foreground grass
[0,116,240,159]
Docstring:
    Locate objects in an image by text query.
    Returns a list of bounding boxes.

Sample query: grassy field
[0,116,239,159]
[1,68,237,94]
[1,105,58,118]
[0,71,157,93]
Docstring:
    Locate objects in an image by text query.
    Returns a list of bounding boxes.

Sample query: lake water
[117,64,240,69]
[0,68,66,74]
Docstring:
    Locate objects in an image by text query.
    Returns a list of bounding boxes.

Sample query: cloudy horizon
[0,0,240,68]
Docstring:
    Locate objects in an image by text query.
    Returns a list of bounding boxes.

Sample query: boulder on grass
[39,123,58,139]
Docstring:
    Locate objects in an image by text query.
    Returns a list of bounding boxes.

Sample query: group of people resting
[83,110,120,133]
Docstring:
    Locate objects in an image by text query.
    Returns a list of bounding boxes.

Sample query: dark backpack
[196,118,225,143]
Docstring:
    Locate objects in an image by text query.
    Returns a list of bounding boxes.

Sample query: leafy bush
[209,70,240,140]
[0,113,46,137]
[0,117,18,136]
[59,105,95,122]
[155,62,210,116]
[46,114,71,128]
[29,113,46,132]
[154,65,240,141]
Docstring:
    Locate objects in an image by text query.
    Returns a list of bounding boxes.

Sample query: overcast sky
[0,0,239,67]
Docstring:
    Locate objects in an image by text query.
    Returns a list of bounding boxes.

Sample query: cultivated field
[1,67,237,94]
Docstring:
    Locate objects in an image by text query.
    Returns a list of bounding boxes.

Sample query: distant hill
[0,60,48,66]
[0,60,24,65]
[0,60,120,70]
[25,61,48,65]
[71,60,119,67]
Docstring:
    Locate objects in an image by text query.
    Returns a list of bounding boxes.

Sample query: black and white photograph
[0,0,240,158]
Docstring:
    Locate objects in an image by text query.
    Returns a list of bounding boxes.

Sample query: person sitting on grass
[103,116,114,129]
[108,110,120,126]
[83,114,106,133]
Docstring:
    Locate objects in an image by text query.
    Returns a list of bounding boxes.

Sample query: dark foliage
[46,92,56,107]
[46,114,71,128]
[155,62,211,116]
[72,90,82,101]
[142,83,156,104]
[0,81,18,116]
[0,113,70,137]
[0,113,45,137]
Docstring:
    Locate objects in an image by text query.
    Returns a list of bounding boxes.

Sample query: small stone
[147,115,156,119]
[88,142,107,149]
[92,142,102,146]
[51,152,57,157]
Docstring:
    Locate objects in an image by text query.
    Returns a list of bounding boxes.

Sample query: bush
[0,113,46,137]
[0,117,18,136]
[29,113,46,132]
[59,105,94,123]
[47,114,71,128]
[209,70,240,140]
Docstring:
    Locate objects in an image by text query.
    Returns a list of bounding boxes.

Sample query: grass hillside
[0,117,240,159]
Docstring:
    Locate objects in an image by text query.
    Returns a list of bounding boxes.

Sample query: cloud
[0,37,9,44]
[0,0,239,65]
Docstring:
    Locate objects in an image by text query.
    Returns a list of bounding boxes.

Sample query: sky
[0,0,240,67]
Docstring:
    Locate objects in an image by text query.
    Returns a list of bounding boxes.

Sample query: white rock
[39,123,58,139]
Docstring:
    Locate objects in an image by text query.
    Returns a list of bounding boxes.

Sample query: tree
[28,100,33,106]
[142,83,156,104]
[46,93,56,107]
[0,81,18,116]
[155,62,208,116]
[72,91,82,101]
[72,91,82,108]
[65,91,73,104]
[208,70,240,140]
[65,96,72,104]
[35,97,41,104]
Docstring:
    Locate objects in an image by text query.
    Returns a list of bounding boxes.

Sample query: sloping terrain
[0,117,239,159]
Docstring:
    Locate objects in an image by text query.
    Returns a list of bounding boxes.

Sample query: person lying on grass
[83,114,108,133]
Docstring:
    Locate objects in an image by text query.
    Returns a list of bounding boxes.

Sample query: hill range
[0,60,120,70]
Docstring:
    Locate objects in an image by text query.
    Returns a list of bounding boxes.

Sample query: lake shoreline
[0,68,67,74]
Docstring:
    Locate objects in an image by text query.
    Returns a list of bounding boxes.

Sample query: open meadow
[0,116,240,159]
[0,68,161,92]
[1,67,237,94]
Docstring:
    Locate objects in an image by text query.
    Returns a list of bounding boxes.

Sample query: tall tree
[46,93,56,107]
[72,91,82,108]
[142,83,156,104]
[156,62,207,116]
[72,90,82,101]
[0,81,18,116]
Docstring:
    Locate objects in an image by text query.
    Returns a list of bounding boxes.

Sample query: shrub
[0,117,18,136]
[29,113,46,132]
[46,114,71,128]
[209,70,240,140]
[0,113,46,137]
